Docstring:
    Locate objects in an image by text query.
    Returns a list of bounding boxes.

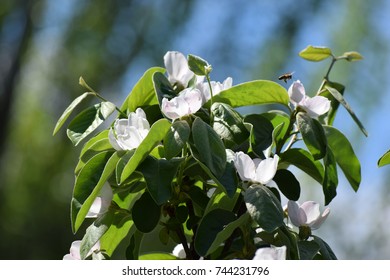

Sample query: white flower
[108,108,150,151]
[196,77,233,104]
[161,88,203,120]
[288,80,330,118]
[164,51,195,88]
[233,151,279,185]
[63,240,100,260]
[86,184,113,218]
[172,244,187,259]
[253,246,286,260]
[287,200,330,230]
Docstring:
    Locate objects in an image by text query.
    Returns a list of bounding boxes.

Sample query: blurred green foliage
[0,0,389,259]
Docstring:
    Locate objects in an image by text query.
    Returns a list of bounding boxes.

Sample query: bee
[278,71,294,83]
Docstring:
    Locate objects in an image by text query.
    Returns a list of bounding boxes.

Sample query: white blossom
[253,246,286,260]
[164,51,195,88]
[108,108,150,151]
[233,151,279,185]
[288,80,330,118]
[161,88,203,120]
[196,77,233,104]
[63,240,100,260]
[287,200,330,230]
[86,184,113,218]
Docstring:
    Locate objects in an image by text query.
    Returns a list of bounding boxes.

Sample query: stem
[324,56,337,81]
[94,92,127,118]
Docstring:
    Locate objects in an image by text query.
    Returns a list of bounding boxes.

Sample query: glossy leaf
[211,102,250,148]
[244,184,284,232]
[139,253,177,260]
[164,120,190,159]
[187,54,210,76]
[244,114,274,157]
[99,211,136,257]
[324,126,361,191]
[273,169,301,201]
[299,45,333,61]
[80,210,115,259]
[323,148,338,205]
[153,71,176,106]
[297,112,327,160]
[67,102,116,146]
[298,240,320,260]
[71,151,118,233]
[53,92,93,135]
[138,156,183,205]
[120,118,171,183]
[210,80,289,108]
[122,67,165,112]
[280,148,324,184]
[132,190,161,233]
[325,86,368,137]
[378,149,390,167]
[312,235,337,260]
[194,208,237,256]
[192,117,226,177]
[205,188,241,215]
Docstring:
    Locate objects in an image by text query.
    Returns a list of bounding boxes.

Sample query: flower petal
[288,200,307,227]
[182,88,202,114]
[310,207,330,230]
[253,246,286,260]
[164,51,194,87]
[288,80,306,105]
[255,155,279,184]
[300,201,321,225]
[234,152,256,181]
[302,96,331,118]
[108,128,123,151]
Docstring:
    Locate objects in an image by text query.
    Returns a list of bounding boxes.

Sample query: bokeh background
[1,0,389,259]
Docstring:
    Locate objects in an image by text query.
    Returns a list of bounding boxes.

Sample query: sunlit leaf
[187,54,210,76]
[341,51,363,61]
[53,92,94,135]
[139,253,177,260]
[121,67,165,113]
[164,120,190,159]
[67,102,116,146]
[244,184,284,232]
[299,45,333,61]
[71,151,118,233]
[209,80,290,108]
[325,86,368,137]
[324,126,361,191]
[378,149,390,167]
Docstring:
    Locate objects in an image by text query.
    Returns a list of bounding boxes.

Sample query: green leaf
[153,72,176,106]
[341,51,363,61]
[138,156,183,205]
[80,210,115,259]
[280,148,324,184]
[297,112,327,160]
[244,114,274,157]
[312,235,337,260]
[244,184,284,232]
[120,118,171,183]
[139,253,177,260]
[122,67,166,113]
[324,126,361,191]
[164,120,190,159]
[325,86,368,137]
[67,102,116,146]
[99,211,136,257]
[298,240,320,260]
[273,169,300,201]
[318,81,345,125]
[323,148,338,205]
[378,149,390,167]
[210,80,290,108]
[53,92,94,135]
[211,102,250,148]
[194,208,237,256]
[132,190,161,233]
[187,54,210,76]
[71,151,118,233]
[299,45,333,61]
[205,188,241,215]
[192,117,226,177]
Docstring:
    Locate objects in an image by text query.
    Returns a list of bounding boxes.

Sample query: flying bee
[278,71,294,83]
